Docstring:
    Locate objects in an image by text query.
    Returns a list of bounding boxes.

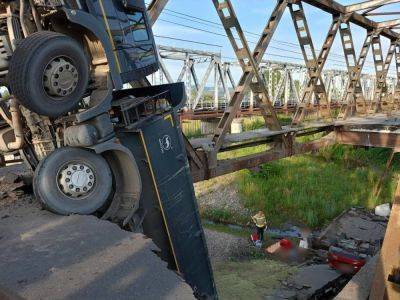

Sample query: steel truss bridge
[154,45,394,116]
[146,1,400,298]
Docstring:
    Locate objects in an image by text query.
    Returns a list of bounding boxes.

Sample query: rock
[0,173,19,184]
[375,203,391,217]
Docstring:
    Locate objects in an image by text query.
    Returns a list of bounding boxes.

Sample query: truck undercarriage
[0,0,217,298]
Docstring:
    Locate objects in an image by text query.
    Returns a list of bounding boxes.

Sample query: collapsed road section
[0,196,195,300]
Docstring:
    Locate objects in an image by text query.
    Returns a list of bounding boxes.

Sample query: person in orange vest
[252,211,267,242]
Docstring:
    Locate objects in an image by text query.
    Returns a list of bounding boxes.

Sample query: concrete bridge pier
[200,118,244,135]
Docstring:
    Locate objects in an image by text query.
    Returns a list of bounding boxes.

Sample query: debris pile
[0,167,31,210]
[265,207,388,299]
[269,265,349,300]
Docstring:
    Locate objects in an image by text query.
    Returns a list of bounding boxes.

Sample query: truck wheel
[8,31,89,117]
[34,147,113,215]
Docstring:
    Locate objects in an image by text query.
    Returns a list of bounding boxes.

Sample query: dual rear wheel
[8,32,111,214]
[34,147,113,215]
[8,31,89,117]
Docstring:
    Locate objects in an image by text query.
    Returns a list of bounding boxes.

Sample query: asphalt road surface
[0,196,195,300]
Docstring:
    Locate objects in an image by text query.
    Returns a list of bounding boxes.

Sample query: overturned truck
[0,0,216,298]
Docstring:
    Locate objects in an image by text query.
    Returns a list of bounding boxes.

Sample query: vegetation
[190,117,400,228]
[238,146,399,228]
[181,120,202,139]
[213,260,296,300]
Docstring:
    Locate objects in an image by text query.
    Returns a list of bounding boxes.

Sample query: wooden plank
[370,180,400,299]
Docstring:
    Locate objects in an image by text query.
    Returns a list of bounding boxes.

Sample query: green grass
[213,260,296,300]
[189,117,400,228]
[201,207,249,225]
[238,146,399,228]
[181,120,202,138]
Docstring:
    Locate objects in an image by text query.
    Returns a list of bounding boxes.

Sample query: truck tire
[34,147,113,215]
[8,31,89,117]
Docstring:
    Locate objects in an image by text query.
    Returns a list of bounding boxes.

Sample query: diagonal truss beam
[191,59,216,109]
[289,2,340,124]
[377,19,400,29]
[210,0,286,152]
[147,0,169,26]
[392,45,400,111]
[370,36,396,112]
[345,0,400,14]
[338,21,373,118]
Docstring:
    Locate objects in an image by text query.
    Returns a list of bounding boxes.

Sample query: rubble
[270,265,349,299]
[0,173,19,184]
[313,208,386,258]
[0,166,32,209]
[263,207,388,299]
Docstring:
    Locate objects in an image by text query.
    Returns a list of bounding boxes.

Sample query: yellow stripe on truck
[139,130,181,273]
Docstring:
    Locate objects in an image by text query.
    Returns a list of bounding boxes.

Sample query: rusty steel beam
[191,133,336,182]
[147,0,169,26]
[289,2,340,124]
[377,18,400,29]
[336,129,400,149]
[338,22,372,118]
[371,38,396,113]
[367,11,400,16]
[345,0,400,14]
[179,103,343,121]
[303,0,400,39]
[191,127,400,182]
[210,0,286,152]
[393,45,400,111]
[370,178,400,299]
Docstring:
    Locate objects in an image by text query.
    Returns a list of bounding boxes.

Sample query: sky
[150,0,400,84]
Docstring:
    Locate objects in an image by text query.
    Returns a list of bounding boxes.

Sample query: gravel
[204,229,253,262]
[195,173,252,218]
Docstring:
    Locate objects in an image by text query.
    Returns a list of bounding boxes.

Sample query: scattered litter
[266,241,281,255]
[280,239,294,250]
[266,225,302,239]
[375,203,391,217]
[299,238,309,249]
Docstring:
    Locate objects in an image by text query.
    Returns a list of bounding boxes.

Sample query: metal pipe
[19,0,29,37]
[0,104,12,127]
[8,98,24,150]
[29,0,42,31]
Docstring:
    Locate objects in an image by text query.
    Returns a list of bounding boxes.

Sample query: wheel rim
[57,162,96,199]
[43,56,79,98]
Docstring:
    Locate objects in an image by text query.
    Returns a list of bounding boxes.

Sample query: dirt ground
[195,172,251,221]
[203,228,297,300]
